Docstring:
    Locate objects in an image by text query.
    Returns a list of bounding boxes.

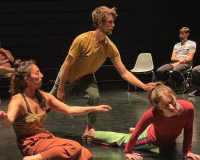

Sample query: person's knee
[61,141,82,159]
[91,93,100,101]
[192,68,199,74]
[156,67,166,75]
[80,147,93,160]
[68,141,82,158]
[87,92,100,101]
[71,141,82,152]
[156,67,162,72]
[85,89,100,106]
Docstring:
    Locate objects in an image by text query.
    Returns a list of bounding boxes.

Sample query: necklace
[23,93,37,100]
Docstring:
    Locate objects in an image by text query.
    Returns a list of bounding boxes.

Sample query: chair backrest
[132,53,154,71]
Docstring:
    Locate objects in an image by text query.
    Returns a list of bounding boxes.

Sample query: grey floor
[0,81,200,160]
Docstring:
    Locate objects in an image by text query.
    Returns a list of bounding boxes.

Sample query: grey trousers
[191,65,200,87]
[156,63,191,83]
[50,70,100,124]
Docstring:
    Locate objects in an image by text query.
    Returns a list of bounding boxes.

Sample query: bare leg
[85,124,94,133]
[23,154,42,160]
[129,127,135,133]
[82,124,94,141]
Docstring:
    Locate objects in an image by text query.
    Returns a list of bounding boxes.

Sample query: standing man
[156,27,196,94]
[50,6,151,138]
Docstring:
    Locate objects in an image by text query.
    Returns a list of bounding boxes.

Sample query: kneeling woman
[83,82,200,160]
[0,60,111,160]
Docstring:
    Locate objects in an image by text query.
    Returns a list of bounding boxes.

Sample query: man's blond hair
[148,82,176,107]
[179,27,190,33]
[92,6,118,27]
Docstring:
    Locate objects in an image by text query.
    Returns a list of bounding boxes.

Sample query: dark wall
[0,0,200,83]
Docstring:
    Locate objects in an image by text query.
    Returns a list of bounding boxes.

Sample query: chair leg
[152,71,156,82]
[127,83,130,92]
[128,83,137,91]
[186,72,192,85]
[185,73,189,83]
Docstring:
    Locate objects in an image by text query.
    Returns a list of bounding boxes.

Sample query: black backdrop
[0,0,200,83]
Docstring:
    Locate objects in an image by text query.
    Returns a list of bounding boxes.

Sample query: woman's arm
[182,101,200,159]
[0,97,21,126]
[125,110,153,158]
[46,92,111,115]
[0,48,14,62]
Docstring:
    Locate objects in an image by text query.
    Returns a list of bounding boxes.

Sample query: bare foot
[129,127,135,133]
[82,124,94,141]
[23,154,42,160]
[82,128,96,140]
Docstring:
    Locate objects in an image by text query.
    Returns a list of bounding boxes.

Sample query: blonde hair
[148,82,176,106]
[179,27,190,33]
[92,6,118,27]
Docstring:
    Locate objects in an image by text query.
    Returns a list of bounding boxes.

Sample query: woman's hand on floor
[126,153,143,160]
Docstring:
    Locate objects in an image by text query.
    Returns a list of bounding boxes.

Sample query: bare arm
[182,115,200,159]
[0,66,15,74]
[0,97,21,127]
[113,61,147,90]
[0,48,14,62]
[182,51,195,63]
[0,59,9,65]
[57,54,76,101]
[171,51,195,64]
[46,92,111,115]
[125,110,152,159]
[171,52,181,62]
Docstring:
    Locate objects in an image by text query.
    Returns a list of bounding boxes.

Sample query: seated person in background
[188,65,200,96]
[83,82,200,160]
[156,27,196,94]
[0,41,15,77]
[0,59,112,160]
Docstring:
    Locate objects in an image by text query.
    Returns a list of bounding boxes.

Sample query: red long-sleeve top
[125,100,194,154]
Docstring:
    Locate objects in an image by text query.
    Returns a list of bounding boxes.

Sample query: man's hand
[171,62,180,68]
[179,58,186,64]
[57,89,66,102]
[143,83,156,90]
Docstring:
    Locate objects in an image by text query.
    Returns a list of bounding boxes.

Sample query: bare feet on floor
[82,124,94,141]
[82,128,96,140]
[129,127,135,133]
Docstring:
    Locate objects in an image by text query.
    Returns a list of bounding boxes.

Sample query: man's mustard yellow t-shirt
[66,31,121,82]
